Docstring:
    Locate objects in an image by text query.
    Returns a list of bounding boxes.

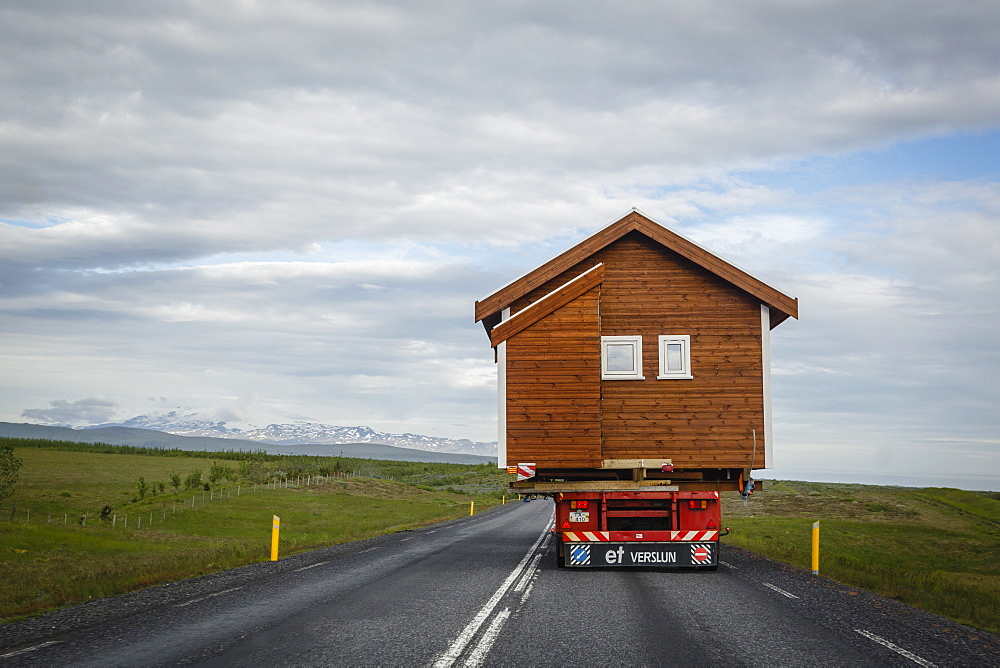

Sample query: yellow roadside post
[811,521,820,575]
[469,501,475,516]
[270,515,281,561]
[502,495,506,505]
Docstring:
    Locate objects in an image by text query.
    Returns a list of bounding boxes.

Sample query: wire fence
[0,470,368,530]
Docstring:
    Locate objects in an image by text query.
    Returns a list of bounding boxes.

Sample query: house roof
[475,210,799,330]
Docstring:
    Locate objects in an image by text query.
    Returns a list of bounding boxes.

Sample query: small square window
[601,335,644,380]
[658,335,692,379]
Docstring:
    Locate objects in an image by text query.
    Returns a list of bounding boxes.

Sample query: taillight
[688,499,708,510]
[570,500,590,510]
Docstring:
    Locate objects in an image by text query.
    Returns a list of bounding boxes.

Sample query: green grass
[9,441,995,634]
[0,444,512,622]
[722,480,1000,633]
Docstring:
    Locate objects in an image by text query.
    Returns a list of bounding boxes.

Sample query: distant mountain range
[0,421,497,466]
[79,412,498,458]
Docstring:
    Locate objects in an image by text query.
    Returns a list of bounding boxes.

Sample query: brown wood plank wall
[507,232,766,470]
[505,287,602,468]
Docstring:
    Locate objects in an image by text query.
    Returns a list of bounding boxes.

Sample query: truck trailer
[475,211,797,568]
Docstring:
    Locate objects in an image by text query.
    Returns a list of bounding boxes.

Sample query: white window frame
[601,335,644,380]
[657,335,692,379]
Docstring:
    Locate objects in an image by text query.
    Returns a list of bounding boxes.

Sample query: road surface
[1,500,997,666]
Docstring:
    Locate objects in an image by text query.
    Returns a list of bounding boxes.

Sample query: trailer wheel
[555,541,567,568]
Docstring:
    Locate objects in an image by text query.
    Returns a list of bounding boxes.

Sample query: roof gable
[475,210,798,329]
[488,263,603,347]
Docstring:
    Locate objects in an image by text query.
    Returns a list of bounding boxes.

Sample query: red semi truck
[512,461,743,569]
[553,490,724,569]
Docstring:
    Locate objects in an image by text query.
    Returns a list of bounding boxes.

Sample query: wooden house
[475,211,798,491]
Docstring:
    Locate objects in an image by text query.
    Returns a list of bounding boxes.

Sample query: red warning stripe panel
[563,531,610,542]
[671,530,718,541]
[516,463,536,481]
[562,530,718,542]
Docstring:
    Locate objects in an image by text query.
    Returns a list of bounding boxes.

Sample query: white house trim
[761,304,772,468]
[497,307,509,468]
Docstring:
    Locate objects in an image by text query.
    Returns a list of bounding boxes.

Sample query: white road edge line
[855,629,936,667]
[763,583,799,599]
[463,608,511,667]
[174,586,243,607]
[719,560,737,569]
[0,640,61,658]
[432,512,553,668]
[294,561,329,572]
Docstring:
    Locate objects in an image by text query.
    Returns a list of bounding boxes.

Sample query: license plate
[569,511,590,523]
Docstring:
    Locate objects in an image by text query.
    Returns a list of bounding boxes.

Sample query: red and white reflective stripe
[563,530,718,542]
[671,530,717,541]
[562,530,718,542]
[563,531,610,542]
[516,463,536,481]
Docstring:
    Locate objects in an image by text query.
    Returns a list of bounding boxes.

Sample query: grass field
[0,444,510,622]
[721,480,1000,633]
[2,442,997,634]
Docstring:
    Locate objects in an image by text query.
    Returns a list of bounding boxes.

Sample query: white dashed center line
[0,641,61,658]
[174,587,243,607]
[294,561,328,572]
[855,629,936,667]
[763,583,799,599]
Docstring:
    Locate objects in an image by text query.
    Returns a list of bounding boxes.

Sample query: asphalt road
[1,500,997,666]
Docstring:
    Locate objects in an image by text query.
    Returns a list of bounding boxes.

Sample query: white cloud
[1,1,998,487]
[22,398,120,426]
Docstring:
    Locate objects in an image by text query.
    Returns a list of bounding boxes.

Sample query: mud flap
[564,542,716,567]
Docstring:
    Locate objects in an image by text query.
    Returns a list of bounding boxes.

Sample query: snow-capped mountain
[86,411,497,457]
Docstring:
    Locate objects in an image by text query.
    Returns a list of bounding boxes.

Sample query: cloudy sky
[2,1,998,490]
